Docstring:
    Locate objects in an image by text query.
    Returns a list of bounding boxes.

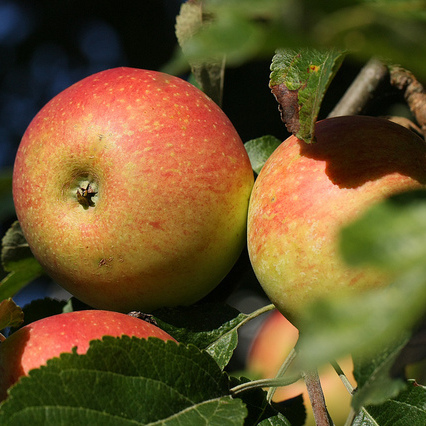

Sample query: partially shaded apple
[248,116,426,323]
[0,309,176,401]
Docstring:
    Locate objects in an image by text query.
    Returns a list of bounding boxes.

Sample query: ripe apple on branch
[12,67,254,313]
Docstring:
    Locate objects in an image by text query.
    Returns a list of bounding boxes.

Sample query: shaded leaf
[164,0,288,75]
[230,376,290,425]
[295,189,426,371]
[295,263,426,372]
[153,303,248,369]
[258,414,292,426]
[353,380,426,426]
[340,190,426,272]
[0,337,247,425]
[165,0,426,81]
[352,337,409,410]
[175,0,225,106]
[271,395,306,426]
[0,299,23,330]
[270,48,345,143]
[390,317,426,378]
[245,135,282,175]
[0,221,44,302]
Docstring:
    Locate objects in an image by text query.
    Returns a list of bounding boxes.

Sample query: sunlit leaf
[0,337,248,425]
[0,299,23,330]
[270,48,346,143]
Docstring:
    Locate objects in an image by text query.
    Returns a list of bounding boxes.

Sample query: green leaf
[244,135,282,175]
[353,380,426,425]
[0,337,247,425]
[294,190,426,371]
[230,376,290,425]
[165,1,426,81]
[269,48,346,143]
[258,414,292,426]
[295,263,426,371]
[352,337,409,410]
[0,221,44,302]
[340,190,426,272]
[153,303,274,370]
[153,303,248,370]
[175,1,226,106]
[0,299,23,330]
[164,0,293,75]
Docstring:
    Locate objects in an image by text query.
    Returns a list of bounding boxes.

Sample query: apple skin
[247,310,354,426]
[248,116,426,323]
[0,309,176,401]
[13,67,254,312]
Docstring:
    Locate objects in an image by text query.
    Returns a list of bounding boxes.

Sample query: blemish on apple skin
[98,257,113,267]
[149,221,164,230]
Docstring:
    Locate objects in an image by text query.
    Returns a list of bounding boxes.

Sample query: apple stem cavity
[76,182,98,209]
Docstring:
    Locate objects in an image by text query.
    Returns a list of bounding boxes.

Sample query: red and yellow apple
[0,309,176,401]
[248,116,426,322]
[247,310,355,425]
[13,67,254,312]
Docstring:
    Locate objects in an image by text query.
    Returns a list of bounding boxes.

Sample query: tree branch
[302,369,332,426]
[390,66,426,139]
[328,57,388,118]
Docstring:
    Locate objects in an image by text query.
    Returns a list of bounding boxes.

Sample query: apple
[247,310,355,426]
[0,309,176,401]
[247,115,426,322]
[13,67,254,312]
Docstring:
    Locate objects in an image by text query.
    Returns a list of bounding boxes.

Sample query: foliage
[165,0,426,80]
[1,0,426,425]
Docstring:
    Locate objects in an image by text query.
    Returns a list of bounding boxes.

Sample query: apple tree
[1,1,426,425]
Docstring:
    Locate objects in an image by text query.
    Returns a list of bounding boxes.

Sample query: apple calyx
[76,182,97,209]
